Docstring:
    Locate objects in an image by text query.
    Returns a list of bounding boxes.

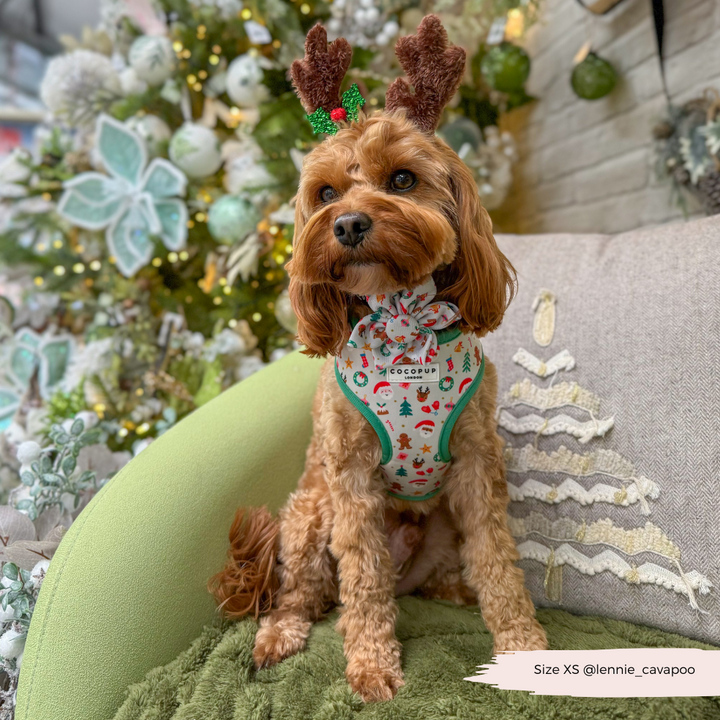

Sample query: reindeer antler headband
[291,15,466,136]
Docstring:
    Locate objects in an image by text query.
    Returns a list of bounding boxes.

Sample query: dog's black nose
[334,212,372,247]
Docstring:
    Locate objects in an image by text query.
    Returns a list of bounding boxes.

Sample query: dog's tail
[208,506,280,619]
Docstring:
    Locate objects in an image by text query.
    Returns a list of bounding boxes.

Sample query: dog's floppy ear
[385,15,465,134]
[287,199,349,357]
[288,278,349,358]
[439,145,516,336]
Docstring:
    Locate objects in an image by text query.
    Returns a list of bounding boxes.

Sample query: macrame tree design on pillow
[497,289,712,611]
[293,14,466,136]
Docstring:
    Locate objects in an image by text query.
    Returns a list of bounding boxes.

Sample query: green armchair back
[16,352,324,720]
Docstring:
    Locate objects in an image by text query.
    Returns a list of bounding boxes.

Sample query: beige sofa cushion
[483,216,720,644]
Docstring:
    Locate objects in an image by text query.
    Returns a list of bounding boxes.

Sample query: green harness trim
[437,352,485,463]
[435,325,462,345]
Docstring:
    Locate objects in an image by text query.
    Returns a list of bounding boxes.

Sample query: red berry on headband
[330,107,347,122]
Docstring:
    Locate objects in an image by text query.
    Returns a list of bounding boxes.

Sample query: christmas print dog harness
[335,278,485,501]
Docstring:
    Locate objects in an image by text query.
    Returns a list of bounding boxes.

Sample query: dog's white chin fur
[340,264,434,297]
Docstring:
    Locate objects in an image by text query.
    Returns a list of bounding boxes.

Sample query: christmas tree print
[498,288,711,610]
[462,350,472,372]
[396,466,408,477]
[399,397,413,417]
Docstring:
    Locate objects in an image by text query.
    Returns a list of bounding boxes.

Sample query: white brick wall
[492,0,719,234]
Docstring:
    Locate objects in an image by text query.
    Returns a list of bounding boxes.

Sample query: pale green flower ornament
[57,114,188,277]
[0,328,73,430]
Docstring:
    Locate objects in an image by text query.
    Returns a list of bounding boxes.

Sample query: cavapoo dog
[210,15,547,702]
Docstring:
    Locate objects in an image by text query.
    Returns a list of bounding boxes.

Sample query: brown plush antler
[385,15,466,134]
[290,24,352,114]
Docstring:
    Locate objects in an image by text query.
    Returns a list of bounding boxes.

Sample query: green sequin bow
[307,84,366,135]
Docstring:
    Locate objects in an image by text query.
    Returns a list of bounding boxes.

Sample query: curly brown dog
[210,15,547,702]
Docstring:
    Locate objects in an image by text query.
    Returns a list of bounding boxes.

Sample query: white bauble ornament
[225,54,268,108]
[0,628,25,660]
[125,114,172,157]
[119,67,148,96]
[222,138,274,194]
[169,123,223,178]
[128,35,176,86]
[16,441,42,466]
[224,152,273,194]
[207,195,261,245]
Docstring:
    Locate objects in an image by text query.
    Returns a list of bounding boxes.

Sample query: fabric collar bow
[348,278,460,368]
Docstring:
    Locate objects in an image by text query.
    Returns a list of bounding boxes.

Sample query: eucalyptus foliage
[14,418,106,521]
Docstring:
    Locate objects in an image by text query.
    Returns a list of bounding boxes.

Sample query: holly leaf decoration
[307,107,337,135]
[341,84,366,122]
[306,85,365,135]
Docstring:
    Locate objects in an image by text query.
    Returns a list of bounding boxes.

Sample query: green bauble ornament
[481,42,531,93]
[438,117,483,154]
[207,195,261,245]
[571,52,617,100]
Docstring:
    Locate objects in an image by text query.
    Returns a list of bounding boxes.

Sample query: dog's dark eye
[390,170,416,192]
[319,186,338,203]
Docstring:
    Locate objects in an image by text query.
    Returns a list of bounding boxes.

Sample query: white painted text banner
[465,649,720,696]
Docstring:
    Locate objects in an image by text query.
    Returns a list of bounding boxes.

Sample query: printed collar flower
[348,278,460,368]
[57,114,188,277]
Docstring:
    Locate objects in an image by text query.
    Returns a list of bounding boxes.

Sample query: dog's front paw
[493,618,548,653]
[346,661,405,702]
[253,613,311,668]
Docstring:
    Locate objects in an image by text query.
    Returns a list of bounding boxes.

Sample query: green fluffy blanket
[113,597,720,720]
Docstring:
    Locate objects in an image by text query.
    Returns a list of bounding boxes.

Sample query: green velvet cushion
[15,351,325,720]
[110,600,720,720]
